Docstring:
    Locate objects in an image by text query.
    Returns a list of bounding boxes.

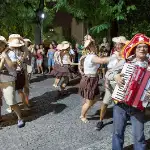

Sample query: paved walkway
[0,74,150,150]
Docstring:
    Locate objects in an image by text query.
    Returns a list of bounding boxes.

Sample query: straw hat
[61,41,70,50]
[9,34,21,39]
[84,35,92,41]
[24,38,32,43]
[112,37,118,43]
[84,38,95,48]
[61,41,70,44]
[112,36,127,44]
[56,44,63,51]
[121,33,150,59]
[0,36,7,44]
[8,38,24,47]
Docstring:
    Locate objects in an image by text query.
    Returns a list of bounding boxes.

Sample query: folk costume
[51,41,73,92]
[8,35,30,109]
[108,33,150,150]
[79,37,110,123]
[58,41,73,92]
[0,35,25,128]
[51,44,63,87]
[24,38,33,81]
[96,36,127,131]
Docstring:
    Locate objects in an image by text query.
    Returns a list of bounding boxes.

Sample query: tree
[0,0,55,41]
[54,0,136,40]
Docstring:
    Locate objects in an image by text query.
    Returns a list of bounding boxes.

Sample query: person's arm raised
[91,55,110,64]
[1,51,16,69]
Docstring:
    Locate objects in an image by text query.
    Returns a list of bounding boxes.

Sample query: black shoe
[96,121,104,131]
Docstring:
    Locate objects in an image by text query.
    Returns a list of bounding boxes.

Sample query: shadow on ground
[57,87,79,100]
[68,77,81,86]
[30,74,52,83]
[145,107,150,122]
[0,86,79,128]
[123,138,150,150]
[0,90,67,128]
[88,107,113,121]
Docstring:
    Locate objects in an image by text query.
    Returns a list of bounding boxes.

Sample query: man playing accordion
[107,33,150,150]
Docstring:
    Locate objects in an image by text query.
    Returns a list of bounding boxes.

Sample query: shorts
[15,71,25,90]
[103,82,116,105]
[48,58,54,67]
[36,59,43,66]
[2,85,17,106]
[27,65,32,74]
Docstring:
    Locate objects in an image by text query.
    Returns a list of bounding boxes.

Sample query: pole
[40,19,43,44]
[34,0,44,45]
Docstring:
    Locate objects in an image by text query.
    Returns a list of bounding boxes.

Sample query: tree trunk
[34,23,42,45]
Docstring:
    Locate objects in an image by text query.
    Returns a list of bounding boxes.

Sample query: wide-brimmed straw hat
[56,44,63,51]
[121,33,150,59]
[9,34,21,39]
[112,36,127,44]
[84,38,95,48]
[8,38,24,48]
[24,38,32,43]
[0,36,7,44]
[84,35,93,41]
[61,41,70,50]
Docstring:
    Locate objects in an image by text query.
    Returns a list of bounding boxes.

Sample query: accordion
[112,62,150,110]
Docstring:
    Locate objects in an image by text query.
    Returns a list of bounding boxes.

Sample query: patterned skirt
[51,64,73,77]
[79,76,99,100]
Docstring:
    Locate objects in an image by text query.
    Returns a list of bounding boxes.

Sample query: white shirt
[107,53,119,69]
[54,51,61,64]
[69,49,75,55]
[84,54,100,74]
[5,51,17,75]
[0,50,17,82]
[62,54,70,65]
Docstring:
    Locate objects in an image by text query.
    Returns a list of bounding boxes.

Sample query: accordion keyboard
[112,63,136,101]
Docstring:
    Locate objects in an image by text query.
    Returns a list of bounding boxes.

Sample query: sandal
[80,116,89,123]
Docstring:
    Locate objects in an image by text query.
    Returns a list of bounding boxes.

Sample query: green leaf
[90,23,110,33]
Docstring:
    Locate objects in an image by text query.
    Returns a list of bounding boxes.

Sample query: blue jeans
[112,104,146,150]
[48,58,54,67]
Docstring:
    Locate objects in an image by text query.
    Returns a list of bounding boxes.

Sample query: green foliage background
[0,0,55,41]
[1,0,150,42]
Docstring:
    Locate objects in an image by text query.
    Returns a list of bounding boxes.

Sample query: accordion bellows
[112,62,150,110]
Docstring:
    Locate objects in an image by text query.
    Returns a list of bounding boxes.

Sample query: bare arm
[0,58,5,70]
[67,55,72,64]
[1,52,16,69]
[91,55,110,64]
[41,49,45,55]
[78,55,86,75]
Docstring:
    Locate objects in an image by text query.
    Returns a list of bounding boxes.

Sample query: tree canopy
[1,0,150,42]
[0,0,55,40]
[54,0,150,40]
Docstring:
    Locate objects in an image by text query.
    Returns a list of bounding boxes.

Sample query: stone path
[0,74,150,150]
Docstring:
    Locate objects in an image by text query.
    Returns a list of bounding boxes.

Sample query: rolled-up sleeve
[8,51,17,62]
[106,59,125,81]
